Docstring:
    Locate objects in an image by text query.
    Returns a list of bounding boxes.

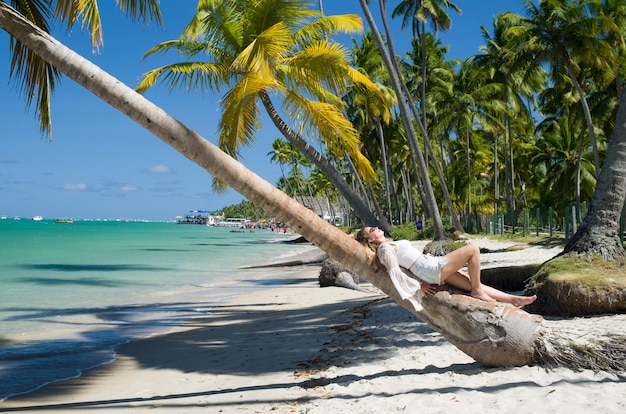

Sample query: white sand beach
[1,239,625,413]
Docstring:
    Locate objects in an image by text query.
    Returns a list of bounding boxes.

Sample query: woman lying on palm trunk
[355,227,537,311]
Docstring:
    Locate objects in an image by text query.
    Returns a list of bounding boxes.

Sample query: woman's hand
[420,283,437,296]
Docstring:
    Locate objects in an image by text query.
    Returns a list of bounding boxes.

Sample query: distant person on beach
[355,226,537,311]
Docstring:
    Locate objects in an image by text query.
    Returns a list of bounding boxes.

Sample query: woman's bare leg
[439,244,494,302]
[444,270,537,306]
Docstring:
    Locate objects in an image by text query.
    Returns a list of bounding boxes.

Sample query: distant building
[177,210,215,225]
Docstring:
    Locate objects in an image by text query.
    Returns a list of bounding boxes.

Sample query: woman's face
[364,226,385,243]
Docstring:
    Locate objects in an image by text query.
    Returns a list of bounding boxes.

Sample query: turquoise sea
[0,219,310,402]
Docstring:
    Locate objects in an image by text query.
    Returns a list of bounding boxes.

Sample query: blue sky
[0,0,525,221]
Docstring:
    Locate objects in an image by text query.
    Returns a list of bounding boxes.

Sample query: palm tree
[5,0,162,139]
[135,0,387,230]
[602,0,626,97]
[534,115,597,210]
[3,0,625,372]
[403,37,454,185]
[563,86,626,260]
[400,32,468,231]
[392,0,460,147]
[458,67,504,225]
[358,0,452,245]
[505,0,619,176]
[414,44,500,228]
[390,0,466,236]
[347,30,397,227]
[382,0,466,236]
[268,138,298,196]
[471,12,546,229]
[444,130,493,223]
[268,138,327,214]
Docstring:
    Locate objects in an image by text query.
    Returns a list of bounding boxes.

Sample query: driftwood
[319,258,368,292]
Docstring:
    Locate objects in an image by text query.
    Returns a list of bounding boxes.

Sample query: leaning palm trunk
[357,0,438,230]
[565,60,601,176]
[563,87,626,259]
[374,0,464,236]
[376,121,394,221]
[2,3,625,371]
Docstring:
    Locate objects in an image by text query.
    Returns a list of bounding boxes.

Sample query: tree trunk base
[534,315,626,373]
[524,280,626,316]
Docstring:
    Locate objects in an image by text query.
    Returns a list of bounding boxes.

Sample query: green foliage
[217,200,272,221]
[336,225,353,234]
[449,240,469,251]
[390,222,420,240]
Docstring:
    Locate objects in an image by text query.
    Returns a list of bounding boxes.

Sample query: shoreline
[0,264,376,412]
[0,237,323,404]
[2,239,625,413]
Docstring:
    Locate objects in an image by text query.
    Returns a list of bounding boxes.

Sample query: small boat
[32,215,43,221]
[54,218,74,224]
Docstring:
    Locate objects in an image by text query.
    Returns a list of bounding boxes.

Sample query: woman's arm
[377,243,424,311]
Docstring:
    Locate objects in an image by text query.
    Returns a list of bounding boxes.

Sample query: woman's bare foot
[471,289,496,302]
[511,295,537,307]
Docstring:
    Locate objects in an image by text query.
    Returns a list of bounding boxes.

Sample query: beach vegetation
[389,222,419,240]
[504,0,616,176]
[343,30,399,232]
[218,200,273,221]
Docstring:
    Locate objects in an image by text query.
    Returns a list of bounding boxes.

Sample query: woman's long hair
[354,227,383,271]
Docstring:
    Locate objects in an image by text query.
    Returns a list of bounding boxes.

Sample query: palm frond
[294,13,363,45]
[53,0,78,27]
[54,0,162,51]
[183,0,242,53]
[136,62,230,94]
[114,0,163,25]
[9,0,58,138]
[8,0,163,139]
[282,92,375,181]
[244,0,317,34]
[211,177,230,193]
[55,0,101,49]
[281,41,351,95]
[219,75,269,156]
[233,22,291,78]
[142,38,228,60]
[343,65,386,98]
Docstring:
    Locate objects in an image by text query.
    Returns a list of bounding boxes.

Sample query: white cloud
[121,184,139,191]
[64,183,87,191]
[146,164,172,174]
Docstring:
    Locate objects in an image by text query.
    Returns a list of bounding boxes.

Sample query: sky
[0,0,527,221]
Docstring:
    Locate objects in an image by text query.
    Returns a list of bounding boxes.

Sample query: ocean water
[0,219,310,401]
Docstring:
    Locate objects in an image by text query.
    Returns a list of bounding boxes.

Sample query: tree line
[268,0,624,243]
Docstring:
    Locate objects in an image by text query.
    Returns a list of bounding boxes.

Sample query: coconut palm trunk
[564,56,602,176]
[376,121,394,221]
[356,2,434,224]
[2,2,624,371]
[563,87,626,259]
[360,0,467,243]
